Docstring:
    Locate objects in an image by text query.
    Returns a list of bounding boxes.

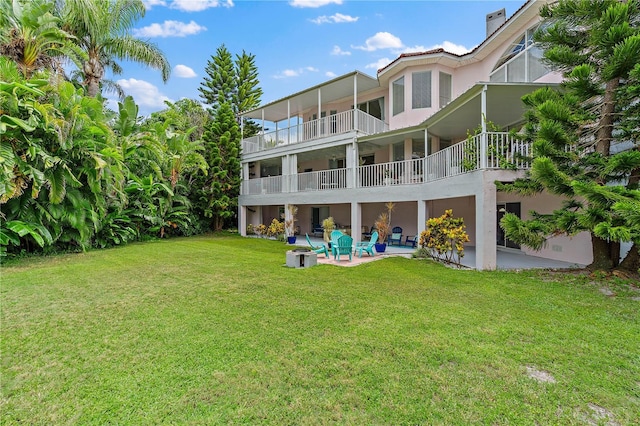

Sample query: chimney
[486,8,506,37]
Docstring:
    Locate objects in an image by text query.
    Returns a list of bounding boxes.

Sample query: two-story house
[237,0,594,270]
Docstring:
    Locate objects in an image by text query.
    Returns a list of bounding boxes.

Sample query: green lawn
[1,234,639,425]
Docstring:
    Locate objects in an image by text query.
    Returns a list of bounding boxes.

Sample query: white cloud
[170,0,233,12]
[273,66,319,79]
[365,58,392,70]
[134,20,207,38]
[352,32,403,52]
[174,64,197,78]
[331,45,350,56]
[142,0,166,9]
[289,0,342,8]
[397,44,427,54]
[325,71,337,78]
[117,78,172,108]
[431,41,473,55]
[311,13,358,24]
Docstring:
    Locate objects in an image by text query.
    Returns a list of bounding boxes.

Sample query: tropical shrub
[419,209,470,266]
[266,218,284,239]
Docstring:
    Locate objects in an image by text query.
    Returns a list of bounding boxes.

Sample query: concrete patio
[296,236,586,270]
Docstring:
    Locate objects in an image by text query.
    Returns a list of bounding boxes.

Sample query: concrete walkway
[296,236,586,270]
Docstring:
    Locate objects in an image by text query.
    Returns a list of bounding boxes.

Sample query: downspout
[317,88,322,137]
[261,109,265,151]
[287,99,291,145]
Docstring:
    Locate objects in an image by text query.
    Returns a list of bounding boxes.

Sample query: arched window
[490,25,550,83]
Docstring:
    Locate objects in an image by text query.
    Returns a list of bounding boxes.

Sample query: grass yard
[1,234,639,425]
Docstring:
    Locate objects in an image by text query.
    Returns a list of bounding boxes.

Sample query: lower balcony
[241,132,531,195]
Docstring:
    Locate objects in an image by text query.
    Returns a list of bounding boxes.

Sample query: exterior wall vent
[486,8,506,37]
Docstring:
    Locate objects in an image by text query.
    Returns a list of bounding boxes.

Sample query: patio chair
[405,235,418,248]
[362,225,375,239]
[388,227,403,245]
[354,231,378,258]
[305,233,329,258]
[330,229,344,256]
[333,234,353,262]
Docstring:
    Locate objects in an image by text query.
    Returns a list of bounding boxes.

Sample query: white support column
[480,85,488,170]
[351,202,361,246]
[417,199,428,238]
[239,205,247,236]
[241,163,249,195]
[281,155,289,193]
[290,154,298,192]
[353,73,358,131]
[475,177,497,270]
[346,141,356,189]
[352,138,359,189]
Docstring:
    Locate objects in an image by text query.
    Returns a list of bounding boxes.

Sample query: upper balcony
[242,109,388,155]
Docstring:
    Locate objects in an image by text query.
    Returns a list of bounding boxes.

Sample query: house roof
[376,0,548,85]
[240,0,551,126]
[240,71,379,123]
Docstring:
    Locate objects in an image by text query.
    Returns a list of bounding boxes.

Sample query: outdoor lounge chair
[355,231,378,257]
[388,226,403,245]
[305,233,329,258]
[333,234,353,261]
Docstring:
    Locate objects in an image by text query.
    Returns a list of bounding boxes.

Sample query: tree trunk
[83,54,104,98]
[594,79,619,159]
[617,243,640,276]
[588,233,614,271]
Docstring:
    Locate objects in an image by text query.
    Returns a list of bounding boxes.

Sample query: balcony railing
[241,132,530,195]
[241,109,388,154]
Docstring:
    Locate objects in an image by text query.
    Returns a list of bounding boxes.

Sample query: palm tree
[61,0,170,97]
[0,0,85,78]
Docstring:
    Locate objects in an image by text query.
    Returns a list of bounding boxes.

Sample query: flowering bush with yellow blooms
[266,218,285,239]
[419,209,470,266]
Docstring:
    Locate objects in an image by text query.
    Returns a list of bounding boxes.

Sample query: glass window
[412,139,425,158]
[358,97,384,121]
[490,24,550,82]
[393,142,404,161]
[412,71,431,109]
[527,46,547,81]
[507,54,526,82]
[393,77,405,116]
[439,72,452,108]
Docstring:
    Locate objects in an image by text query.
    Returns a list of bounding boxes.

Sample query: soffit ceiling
[241,71,380,123]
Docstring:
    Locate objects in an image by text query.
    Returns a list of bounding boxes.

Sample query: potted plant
[374,202,394,253]
[374,213,390,253]
[284,205,298,244]
[322,216,335,244]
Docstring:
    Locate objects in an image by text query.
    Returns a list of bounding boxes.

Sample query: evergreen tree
[195,102,241,231]
[198,44,262,138]
[499,0,640,275]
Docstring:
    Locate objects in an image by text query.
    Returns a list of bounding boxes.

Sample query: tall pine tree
[499,0,640,276]
[198,44,262,138]
[195,102,241,231]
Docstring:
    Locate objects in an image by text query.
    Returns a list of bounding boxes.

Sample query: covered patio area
[297,236,586,270]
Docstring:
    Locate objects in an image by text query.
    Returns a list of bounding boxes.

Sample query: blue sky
[111,0,525,116]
